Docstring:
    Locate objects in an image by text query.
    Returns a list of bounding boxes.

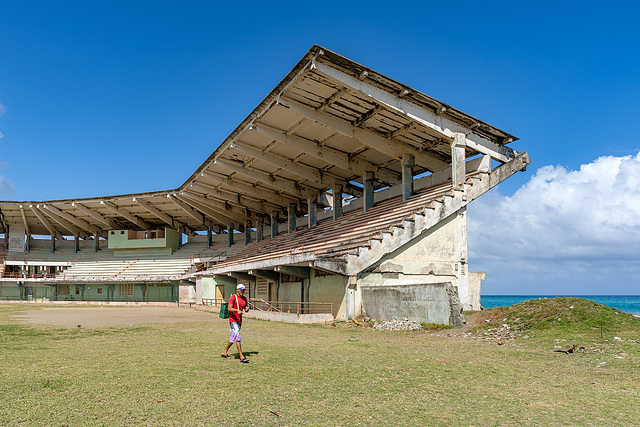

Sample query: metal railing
[202,298,333,315]
[250,299,333,315]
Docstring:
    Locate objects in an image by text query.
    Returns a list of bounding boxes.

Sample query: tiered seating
[215,178,467,268]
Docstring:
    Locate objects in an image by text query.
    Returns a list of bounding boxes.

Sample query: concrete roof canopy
[0,45,519,239]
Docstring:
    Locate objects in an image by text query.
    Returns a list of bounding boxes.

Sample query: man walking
[221,284,250,363]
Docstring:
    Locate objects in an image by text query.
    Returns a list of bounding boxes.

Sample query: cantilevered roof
[0,45,519,238]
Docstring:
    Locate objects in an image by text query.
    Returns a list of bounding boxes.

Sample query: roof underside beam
[200,171,299,206]
[45,204,103,236]
[167,194,206,227]
[29,205,60,238]
[72,202,122,230]
[277,98,450,172]
[215,158,317,199]
[188,182,274,214]
[40,206,87,238]
[18,205,30,236]
[174,193,237,227]
[251,123,402,186]
[311,61,518,163]
[100,200,154,230]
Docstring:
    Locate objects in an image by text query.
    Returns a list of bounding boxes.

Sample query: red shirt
[229,294,248,323]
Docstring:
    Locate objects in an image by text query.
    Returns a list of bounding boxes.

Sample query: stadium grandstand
[0,45,529,325]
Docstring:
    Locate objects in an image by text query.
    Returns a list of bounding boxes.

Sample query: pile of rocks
[373,318,422,332]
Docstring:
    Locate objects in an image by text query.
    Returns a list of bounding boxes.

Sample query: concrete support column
[244,220,252,245]
[455,206,469,309]
[333,184,343,220]
[288,204,296,233]
[50,234,55,253]
[307,194,317,228]
[94,233,99,252]
[25,234,30,252]
[402,154,415,201]
[452,132,467,191]
[257,216,263,242]
[227,224,234,247]
[345,276,357,320]
[178,227,183,249]
[195,276,203,305]
[207,228,212,247]
[74,234,79,253]
[271,211,279,238]
[363,171,374,212]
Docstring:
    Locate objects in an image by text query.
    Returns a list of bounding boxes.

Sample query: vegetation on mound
[473,297,640,338]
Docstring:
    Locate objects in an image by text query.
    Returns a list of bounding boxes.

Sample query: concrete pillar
[227,224,234,247]
[455,206,469,309]
[363,172,374,212]
[345,276,357,319]
[288,204,296,233]
[257,216,263,242]
[25,234,30,252]
[207,228,212,247]
[74,234,79,253]
[271,211,279,238]
[50,234,55,253]
[452,132,466,191]
[308,194,317,228]
[94,233,99,252]
[402,154,415,201]
[333,184,343,220]
[244,220,252,245]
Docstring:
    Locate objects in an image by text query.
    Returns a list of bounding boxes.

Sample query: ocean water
[481,295,640,315]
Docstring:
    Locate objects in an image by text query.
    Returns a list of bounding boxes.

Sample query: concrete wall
[357,209,481,313]
[360,282,464,326]
[279,280,303,302]
[309,272,345,319]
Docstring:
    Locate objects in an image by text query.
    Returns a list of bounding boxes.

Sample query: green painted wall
[108,228,179,252]
[309,271,345,317]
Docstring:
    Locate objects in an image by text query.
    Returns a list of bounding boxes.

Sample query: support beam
[216,158,315,198]
[256,216,263,242]
[274,265,310,279]
[18,205,30,237]
[30,205,60,238]
[40,206,85,237]
[452,133,466,191]
[402,154,415,201]
[94,233,99,252]
[100,200,154,230]
[45,204,102,236]
[227,224,234,247]
[178,192,246,225]
[271,211,279,238]
[279,98,450,172]
[232,142,354,194]
[311,61,518,163]
[248,269,279,283]
[363,171,374,212]
[200,171,298,206]
[167,194,206,225]
[252,123,401,186]
[72,202,122,230]
[288,204,296,233]
[244,219,251,245]
[207,228,212,247]
[74,234,79,253]
[188,182,273,214]
[333,184,343,220]
[133,197,191,233]
[308,194,317,228]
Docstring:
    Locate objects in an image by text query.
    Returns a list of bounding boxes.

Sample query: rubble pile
[373,318,422,332]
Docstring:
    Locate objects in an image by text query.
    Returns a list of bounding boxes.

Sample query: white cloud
[468,153,640,294]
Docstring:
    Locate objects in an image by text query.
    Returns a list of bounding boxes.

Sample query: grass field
[1,299,640,426]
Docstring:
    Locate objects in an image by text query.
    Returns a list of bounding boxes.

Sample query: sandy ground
[11,306,225,327]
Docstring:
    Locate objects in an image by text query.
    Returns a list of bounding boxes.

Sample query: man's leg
[222,340,233,356]
[235,341,245,360]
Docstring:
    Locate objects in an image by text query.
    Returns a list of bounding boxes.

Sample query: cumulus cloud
[468,153,640,294]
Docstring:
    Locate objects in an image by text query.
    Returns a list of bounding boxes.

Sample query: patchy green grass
[1,302,640,425]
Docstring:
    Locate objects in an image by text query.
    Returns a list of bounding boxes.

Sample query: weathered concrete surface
[360,282,465,326]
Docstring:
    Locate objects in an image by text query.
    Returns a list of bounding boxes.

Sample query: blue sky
[1,1,639,294]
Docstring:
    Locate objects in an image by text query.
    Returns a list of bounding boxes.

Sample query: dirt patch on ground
[12,306,224,327]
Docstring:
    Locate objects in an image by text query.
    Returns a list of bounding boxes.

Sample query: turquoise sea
[481,295,640,315]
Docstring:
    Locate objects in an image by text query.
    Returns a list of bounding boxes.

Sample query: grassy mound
[472,297,640,338]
